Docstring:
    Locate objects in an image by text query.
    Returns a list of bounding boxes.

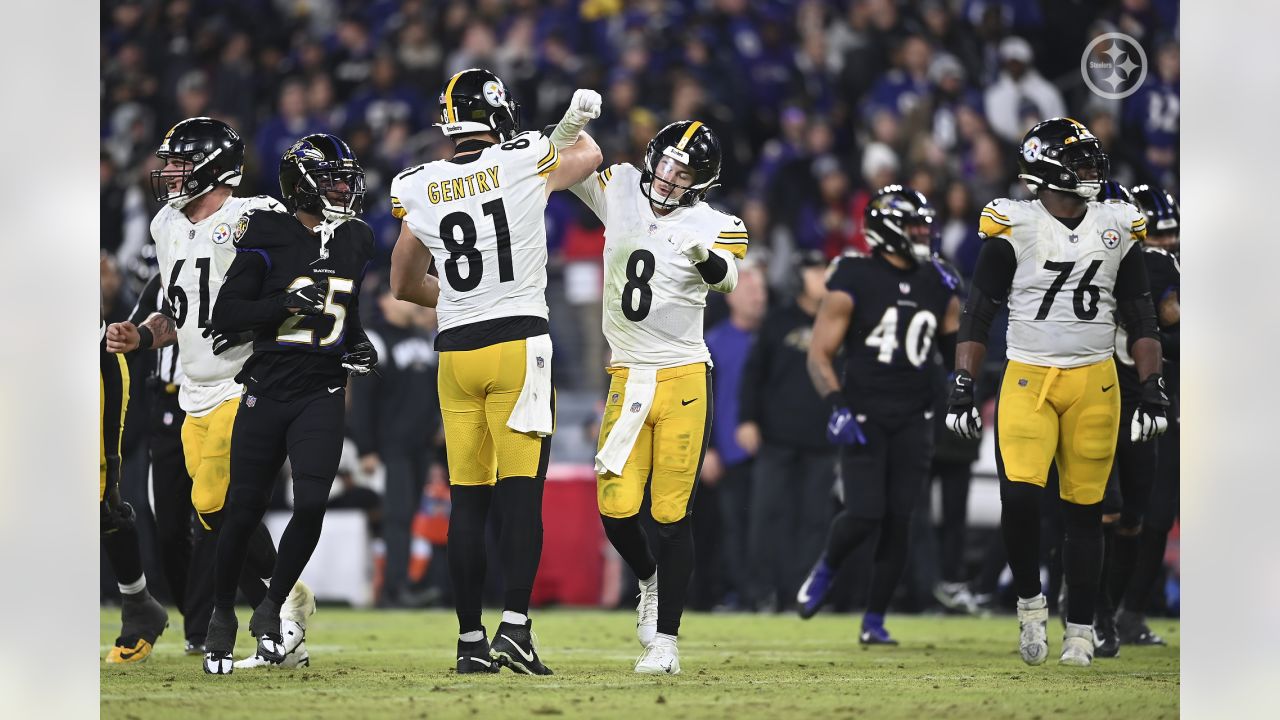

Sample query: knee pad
[101,499,136,536]
[655,516,691,542]
[191,458,231,516]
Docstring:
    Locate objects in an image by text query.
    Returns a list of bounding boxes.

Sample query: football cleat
[249,597,285,664]
[490,620,553,675]
[634,634,680,675]
[636,575,659,647]
[282,580,317,629]
[1116,610,1166,645]
[184,640,205,656]
[1060,624,1095,666]
[796,554,835,619]
[456,627,499,674]
[234,620,309,669]
[1094,612,1120,658]
[1017,594,1049,665]
[203,607,238,676]
[105,591,169,664]
[933,581,979,615]
[858,614,899,646]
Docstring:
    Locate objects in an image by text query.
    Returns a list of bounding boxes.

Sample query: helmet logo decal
[1022,136,1042,163]
[1101,229,1121,249]
[287,139,325,163]
[482,80,506,108]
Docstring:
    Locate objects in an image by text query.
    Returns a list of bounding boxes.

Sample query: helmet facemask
[150,147,242,210]
[293,164,366,222]
[865,190,936,266]
[641,148,718,211]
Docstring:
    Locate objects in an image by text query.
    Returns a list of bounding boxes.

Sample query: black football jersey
[1116,246,1180,404]
[826,252,960,417]
[214,210,374,400]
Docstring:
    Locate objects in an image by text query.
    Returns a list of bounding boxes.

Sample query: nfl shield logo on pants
[245,395,257,408]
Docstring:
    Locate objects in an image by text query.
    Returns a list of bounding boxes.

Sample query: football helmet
[150,117,244,209]
[863,185,936,265]
[641,120,722,210]
[1129,184,1180,234]
[279,134,366,222]
[436,68,520,141]
[1098,180,1135,205]
[1017,118,1109,199]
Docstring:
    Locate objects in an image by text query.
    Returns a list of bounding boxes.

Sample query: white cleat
[283,580,317,628]
[634,634,680,675]
[636,574,659,647]
[1016,594,1049,666]
[1060,624,1094,667]
[234,619,310,669]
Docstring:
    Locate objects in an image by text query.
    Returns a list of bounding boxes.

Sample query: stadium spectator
[982,36,1066,144]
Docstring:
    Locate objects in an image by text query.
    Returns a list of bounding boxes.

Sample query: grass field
[101,608,1179,719]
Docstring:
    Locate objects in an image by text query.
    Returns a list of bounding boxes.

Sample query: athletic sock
[496,476,545,615]
[655,518,693,637]
[448,484,493,634]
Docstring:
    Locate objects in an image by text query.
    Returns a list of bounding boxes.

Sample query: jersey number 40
[866,307,937,368]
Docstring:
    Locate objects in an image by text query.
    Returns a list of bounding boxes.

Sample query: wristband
[135,325,155,352]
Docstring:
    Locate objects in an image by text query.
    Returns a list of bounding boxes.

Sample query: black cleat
[249,598,285,664]
[490,620,553,675]
[1116,610,1167,646]
[203,607,238,675]
[457,627,500,674]
[1094,612,1120,658]
[185,640,206,656]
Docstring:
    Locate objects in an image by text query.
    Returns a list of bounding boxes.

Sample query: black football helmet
[279,134,366,222]
[150,117,244,209]
[641,120,722,210]
[436,68,520,141]
[1018,117,1109,199]
[863,185,936,265]
[1130,184,1180,234]
[1098,180,1135,205]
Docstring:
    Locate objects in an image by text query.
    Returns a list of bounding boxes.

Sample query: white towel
[506,334,555,436]
[594,367,658,476]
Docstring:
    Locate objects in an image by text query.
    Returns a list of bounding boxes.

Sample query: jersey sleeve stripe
[713,242,748,259]
[983,206,1011,221]
[980,210,1012,226]
[604,167,613,182]
[537,143,556,171]
[536,144,560,176]
[716,231,749,239]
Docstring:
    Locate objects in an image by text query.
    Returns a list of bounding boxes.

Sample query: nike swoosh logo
[681,398,696,406]
[1102,384,1114,392]
[499,634,536,663]
[733,219,742,226]
[459,656,493,667]
[796,582,812,604]
[328,387,342,394]
[118,648,141,661]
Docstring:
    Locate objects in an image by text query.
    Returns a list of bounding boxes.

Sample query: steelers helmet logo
[1022,136,1042,163]
[482,80,506,108]
[1101,228,1121,249]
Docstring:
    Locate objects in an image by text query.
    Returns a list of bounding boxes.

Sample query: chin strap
[311,218,346,261]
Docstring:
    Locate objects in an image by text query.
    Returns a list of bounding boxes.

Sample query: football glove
[201,326,254,356]
[281,278,328,316]
[549,88,602,148]
[341,340,378,376]
[1130,374,1170,443]
[824,393,867,446]
[944,370,982,440]
[668,231,710,264]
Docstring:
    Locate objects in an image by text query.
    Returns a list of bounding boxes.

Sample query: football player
[101,320,169,663]
[572,120,744,675]
[945,118,1169,667]
[388,68,602,675]
[1112,184,1180,647]
[201,133,377,675]
[105,117,310,663]
[799,186,962,645]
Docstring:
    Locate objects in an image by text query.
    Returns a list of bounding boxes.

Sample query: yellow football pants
[597,363,712,524]
[438,338,554,486]
[181,397,239,527]
[997,358,1121,505]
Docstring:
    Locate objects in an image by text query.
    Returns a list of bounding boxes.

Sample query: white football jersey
[572,163,749,370]
[151,194,285,415]
[391,131,560,332]
[978,197,1147,367]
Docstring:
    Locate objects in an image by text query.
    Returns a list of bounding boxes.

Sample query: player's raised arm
[546,129,602,193]
[389,221,440,308]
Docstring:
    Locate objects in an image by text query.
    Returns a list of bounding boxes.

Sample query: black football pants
[214,387,344,610]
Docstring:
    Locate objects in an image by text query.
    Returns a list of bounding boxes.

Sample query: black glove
[341,340,378,376]
[944,370,982,440]
[1130,373,1170,442]
[281,278,329,316]
[201,326,254,356]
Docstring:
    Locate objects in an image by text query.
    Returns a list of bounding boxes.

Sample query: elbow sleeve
[695,251,729,285]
